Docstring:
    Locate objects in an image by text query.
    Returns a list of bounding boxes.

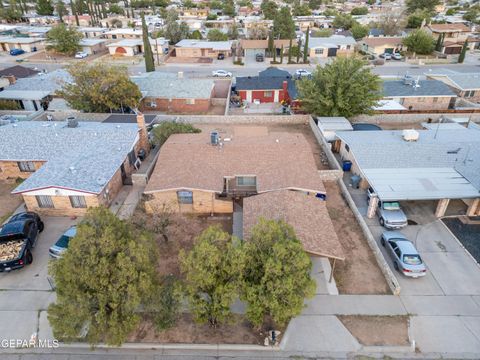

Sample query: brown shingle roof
[361,37,404,47]
[427,23,470,32]
[243,190,344,260]
[145,126,325,194]
[240,39,291,49]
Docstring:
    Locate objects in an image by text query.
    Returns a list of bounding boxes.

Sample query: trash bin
[351,175,361,189]
[342,160,352,171]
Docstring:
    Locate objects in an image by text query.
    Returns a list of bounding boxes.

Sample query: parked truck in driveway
[0,212,43,272]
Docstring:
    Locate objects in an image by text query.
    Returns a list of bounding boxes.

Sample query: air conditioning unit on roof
[402,129,419,142]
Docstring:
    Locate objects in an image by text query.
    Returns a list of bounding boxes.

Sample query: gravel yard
[442,217,480,263]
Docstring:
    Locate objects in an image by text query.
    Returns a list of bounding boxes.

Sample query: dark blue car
[10,48,25,56]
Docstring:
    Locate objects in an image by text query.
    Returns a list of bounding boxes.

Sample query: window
[345,144,350,152]
[264,91,273,97]
[236,176,256,186]
[17,161,36,172]
[417,97,425,102]
[465,90,476,98]
[433,97,438,103]
[186,98,195,105]
[177,191,193,204]
[36,195,54,208]
[69,195,87,208]
[346,45,351,50]
[315,48,324,55]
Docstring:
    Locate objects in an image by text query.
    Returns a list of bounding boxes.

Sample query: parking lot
[347,182,480,296]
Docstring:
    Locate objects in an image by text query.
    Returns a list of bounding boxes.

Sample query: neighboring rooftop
[239,39,290,49]
[1,69,71,93]
[236,67,298,99]
[132,72,215,99]
[426,23,470,32]
[145,126,325,194]
[0,36,45,43]
[243,190,344,260]
[426,69,480,90]
[316,117,353,132]
[382,79,457,98]
[361,37,404,46]
[0,65,39,79]
[0,121,139,194]
[175,39,233,50]
[308,35,356,48]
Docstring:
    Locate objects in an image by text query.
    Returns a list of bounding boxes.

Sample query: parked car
[49,226,77,259]
[379,53,392,60]
[212,70,232,77]
[75,52,88,59]
[255,53,264,62]
[392,53,402,60]
[217,53,225,60]
[295,69,312,79]
[381,231,427,278]
[10,48,25,56]
[367,187,408,229]
[0,212,43,272]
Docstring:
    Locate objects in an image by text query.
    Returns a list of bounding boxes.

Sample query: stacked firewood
[0,240,23,262]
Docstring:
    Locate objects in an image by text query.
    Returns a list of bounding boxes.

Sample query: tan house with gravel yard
[0,114,150,216]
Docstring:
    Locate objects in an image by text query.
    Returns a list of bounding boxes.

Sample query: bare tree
[376,11,406,36]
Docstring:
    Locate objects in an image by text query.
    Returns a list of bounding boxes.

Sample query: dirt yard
[0,181,22,224]
[324,181,390,294]
[338,315,410,346]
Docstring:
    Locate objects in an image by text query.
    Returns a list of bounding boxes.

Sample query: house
[0,36,45,53]
[24,14,59,25]
[381,78,457,111]
[144,126,327,214]
[235,67,297,104]
[239,39,290,62]
[77,27,108,38]
[422,23,471,54]
[62,15,92,27]
[16,26,51,38]
[334,124,480,217]
[0,69,71,111]
[107,38,169,56]
[79,38,107,55]
[308,35,356,58]
[104,28,143,40]
[426,69,480,103]
[359,36,404,55]
[0,65,39,82]
[132,72,215,113]
[0,114,150,216]
[174,39,233,58]
[179,7,210,17]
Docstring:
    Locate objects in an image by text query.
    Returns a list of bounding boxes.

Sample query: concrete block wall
[153,114,311,124]
[352,113,480,124]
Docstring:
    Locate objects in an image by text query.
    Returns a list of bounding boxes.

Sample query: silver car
[367,188,408,229]
[49,226,76,259]
[381,231,427,278]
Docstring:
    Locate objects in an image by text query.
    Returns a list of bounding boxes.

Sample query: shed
[316,117,352,141]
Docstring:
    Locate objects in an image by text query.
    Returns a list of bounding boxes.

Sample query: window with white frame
[17,161,36,172]
[186,98,195,105]
[264,91,273,97]
[177,190,193,204]
[315,48,324,55]
[69,195,87,208]
[36,195,54,208]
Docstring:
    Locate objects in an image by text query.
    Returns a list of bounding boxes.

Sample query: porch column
[467,198,480,217]
[435,198,450,218]
[367,194,378,219]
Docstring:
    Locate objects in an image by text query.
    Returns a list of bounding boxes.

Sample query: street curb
[58,342,278,351]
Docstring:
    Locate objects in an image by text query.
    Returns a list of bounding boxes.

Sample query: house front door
[327,48,337,57]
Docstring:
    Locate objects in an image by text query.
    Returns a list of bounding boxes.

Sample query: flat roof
[0,90,51,100]
[382,79,457,98]
[317,117,353,131]
[175,39,233,50]
[243,190,344,260]
[0,36,45,44]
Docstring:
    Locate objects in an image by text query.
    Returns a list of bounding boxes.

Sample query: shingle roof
[132,72,215,99]
[427,23,470,32]
[243,190,344,260]
[382,79,457,97]
[361,37,404,47]
[308,35,356,49]
[0,65,39,79]
[175,39,233,50]
[0,121,139,194]
[5,69,71,94]
[145,126,325,194]
[427,69,480,90]
[236,67,297,98]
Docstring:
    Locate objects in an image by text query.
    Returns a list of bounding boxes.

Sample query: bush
[0,100,21,110]
[151,122,201,146]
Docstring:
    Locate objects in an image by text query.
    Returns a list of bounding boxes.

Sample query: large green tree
[351,22,369,40]
[458,39,468,63]
[48,207,159,346]
[180,226,244,327]
[273,7,295,39]
[260,0,277,20]
[406,9,432,28]
[36,0,54,15]
[141,12,155,72]
[241,219,315,327]
[55,0,68,21]
[402,29,435,54]
[59,63,142,112]
[207,28,228,41]
[406,0,440,14]
[333,13,355,29]
[297,57,381,117]
[46,23,82,55]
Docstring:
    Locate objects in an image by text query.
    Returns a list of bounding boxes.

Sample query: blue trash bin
[342,160,352,171]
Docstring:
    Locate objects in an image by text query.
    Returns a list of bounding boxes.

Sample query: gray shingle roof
[175,39,233,50]
[132,72,215,99]
[6,69,71,94]
[428,69,480,90]
[0,121,139,194]
[308,35,356,49]
[382,79,457,98]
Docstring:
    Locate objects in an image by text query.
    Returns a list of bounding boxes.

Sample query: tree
[312,28,332,37]
[46,24,82,55]
[303,26,309,63]
[223,0,235,17]
[351,22,369,40]
[261,0,277,20]
[297,38,302,63]
[435,32,444,51]
[227,23,239,40]
[141,13,155,72]
[241,219,316,327]
[206,13,217,20]
[180,226,244,327]
[288,38,293,63]
[48,207,159,346]
[190,29,203,39]
[402,29,435,54]
[279,44,284,63]
[351,6,368,15]
[59,63,142,113]
[308,0,321,10]
[406,9,431,28]
[273,7,295,39]
[463,8,480,24]
[150,121,201,146]
[377,12,405,35]
[333,13,355,30]
[248,23,269,39]
[55,0,68,20]
[0,100,21,110]
[207,28,228,41]
[36,0,54,15]
[297,57,381,117]
[292,0,311,16]
[267,30,274,57]
[458,39,468,63]
[108,4,124,14]
[406,0,440,14]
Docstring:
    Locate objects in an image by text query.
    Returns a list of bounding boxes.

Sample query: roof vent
[67,116,78,128]
[402,129,419,142]
[403,74,414,85]
[96,177,106,186]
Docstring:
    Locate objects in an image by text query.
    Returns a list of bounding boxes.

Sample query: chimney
[4,75,16,85]
[136,112,151,157]
[177,71,184,79]
[282,80,288,98]
[136,112,146,129]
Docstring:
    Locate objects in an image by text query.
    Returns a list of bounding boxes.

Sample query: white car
[392,53,402,60]
[212,70,232,77]
[379,53,392,60]
[75,52,88,59]
[295,69,312,78]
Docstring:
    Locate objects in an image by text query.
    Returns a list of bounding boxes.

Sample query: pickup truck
[367,187,408,229]
[0,212,43,272]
